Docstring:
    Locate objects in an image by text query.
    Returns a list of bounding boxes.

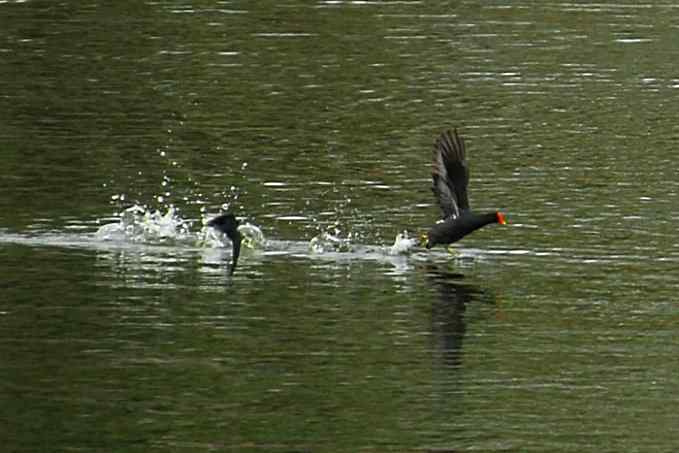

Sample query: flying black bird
[424,129,506,249]
[207,213,242,275]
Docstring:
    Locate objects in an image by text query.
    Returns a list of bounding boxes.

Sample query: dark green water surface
[3,1,679,451]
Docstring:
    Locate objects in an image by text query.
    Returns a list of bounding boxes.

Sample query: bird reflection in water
[425,264,495,370]
[421,265,497,451]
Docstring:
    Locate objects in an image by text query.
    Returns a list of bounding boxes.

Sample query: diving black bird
[424,129,506,249]
[207,213,242,275]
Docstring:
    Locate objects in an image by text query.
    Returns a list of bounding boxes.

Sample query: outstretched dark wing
[431,129,470,219]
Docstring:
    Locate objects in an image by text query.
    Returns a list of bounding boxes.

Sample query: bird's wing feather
[431,129,470,219]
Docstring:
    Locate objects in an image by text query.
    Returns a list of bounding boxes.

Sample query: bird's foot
[446,245,460,256]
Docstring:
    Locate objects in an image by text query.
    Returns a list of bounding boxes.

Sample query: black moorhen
[424,129,506,249]
[207,213,242,275]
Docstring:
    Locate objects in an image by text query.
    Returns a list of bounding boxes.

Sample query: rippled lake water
[3,1,679,451]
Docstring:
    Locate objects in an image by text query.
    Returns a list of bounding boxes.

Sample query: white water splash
[388,231,419,255]
[309,230,353,253]
[96,205,191,242]
[238,223,266,249]
[96,204,269,253]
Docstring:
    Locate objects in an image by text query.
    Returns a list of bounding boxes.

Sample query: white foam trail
[388,231,419,255]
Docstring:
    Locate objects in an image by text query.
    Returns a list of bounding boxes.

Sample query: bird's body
[425,129,505,249]
[207,213,242,275]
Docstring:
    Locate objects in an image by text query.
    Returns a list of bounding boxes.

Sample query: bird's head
[496,212,507,225]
